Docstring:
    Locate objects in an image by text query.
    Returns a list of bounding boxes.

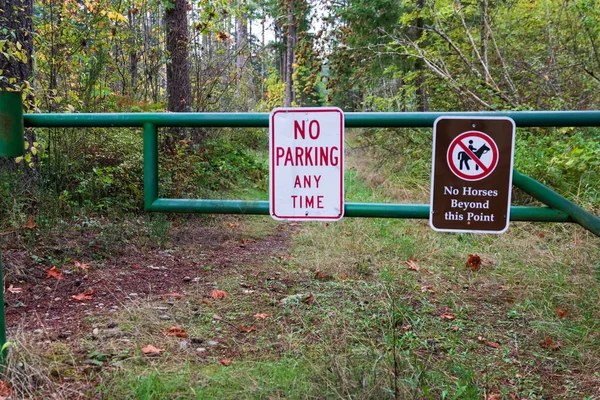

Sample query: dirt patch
[2,217,294,336]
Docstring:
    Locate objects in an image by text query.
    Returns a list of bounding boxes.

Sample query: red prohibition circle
[446,131,499,181]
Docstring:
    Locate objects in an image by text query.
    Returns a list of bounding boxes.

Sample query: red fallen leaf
[401,325,412,332]
[201,298,213,307]
[162,326,188,338]
[141,344,164,356]
[302,293,314,305]
[73,261,91,270]
[47,266,64,280]
[226,222,238,229]
[466,254,482,271]
[253,313,269,319]
[6,284,22,294]
[541,337,561,350]
[343,231,352,236]
[488,395,501,400]
[210,290,228,299]
[451,326,459,332]
[0,379,13,397]
[71,288,94,301]
[240,239,248,245]
[538,233,545,239]
[487,342,501,349]
[219,359,232,366]
[556,307,569,318]
[314,270,332,280]
[509,393,518,400]
[239,325,257,333]
[163,292,184,298]
[339,273,349,280]
[23,215,36,230]
[405,260,420,271]
[440,313,456,320]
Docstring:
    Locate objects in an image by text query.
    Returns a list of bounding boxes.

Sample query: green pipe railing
[24,110,600,128]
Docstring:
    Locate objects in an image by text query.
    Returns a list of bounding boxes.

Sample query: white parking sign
[269,108,344,221]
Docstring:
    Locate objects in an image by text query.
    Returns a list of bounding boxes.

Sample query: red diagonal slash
[457,140,489,172]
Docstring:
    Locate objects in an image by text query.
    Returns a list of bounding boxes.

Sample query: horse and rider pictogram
[447,131,499,181]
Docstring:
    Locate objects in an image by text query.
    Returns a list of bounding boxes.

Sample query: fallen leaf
[314,270,332,280]
[6,284,22,294]
[201,298,213,307]
[339,273,349,280]
[23,215,36,230]
[487,342,501,349]
[556,307,569,318]
[302,293,314,305]
[239,325,257,333]
[401,325,412,332]
[163,292,184,298]
[0,379,13,397]
[440,313,456,320]
[343,231,352,236]
[73,261,91,270]
[253,313,269,319]
[421,285,435,294]
[219,359,232,366]
[509,393,518,400]
[210,290,228,299]
[538,233,545,239]
[405,260,420,271]
[540,337,561,350]
[47,266,64,280]
[488,394,501,400]
[212,314,223,320]
[289,222,300,226]
[162,326,188,338]
[466,254,482,271]
[277,255,294,260]
[141,344,164,356]
[477,336,487,343]
[451,326,459,332]
[226,222,238,229]
[71,288,94,301]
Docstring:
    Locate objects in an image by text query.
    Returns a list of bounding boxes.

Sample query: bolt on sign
[270,108,344,221]
[430,117,515,233]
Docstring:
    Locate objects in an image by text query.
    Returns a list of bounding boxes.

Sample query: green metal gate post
[0,91,25,363]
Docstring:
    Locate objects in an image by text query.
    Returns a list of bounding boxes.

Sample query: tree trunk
[236,0,248,70]
[415,0,428,112]
[284,0,295,107]
[129,8,139,95]
[165,0,192,149]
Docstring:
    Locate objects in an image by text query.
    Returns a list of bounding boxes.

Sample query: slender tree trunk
[236,0,248,70]
[415,0,428,111]
[284,0,295,107]
[129,8,139,95]
[165,0,192,149]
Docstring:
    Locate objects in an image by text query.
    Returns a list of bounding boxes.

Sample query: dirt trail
[2,218,292,337]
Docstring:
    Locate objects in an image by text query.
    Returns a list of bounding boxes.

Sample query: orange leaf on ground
[23,215,36,230]
[162,326,188,338]
[141,344,164,356]
[466,254,482,271]
[253,313,269,320]
[487,342,500,349]
[556,307,569,318]
[73,261,91,270]
[487,394,501,400]
[440,313,456,320]
[6,284,22,294]
[226,222,238,229]
[314,270,332,280]
[405,260,420,271]
[201,298,213,307]
[540,337,561,350]
[210,290,228,299]
[343,231,352,236]
[302,293,314,305]
[219,359,232,366]
[0,379,13,397]
[71,288,94,301]
[239,325,257,333]
[47,266,64,280]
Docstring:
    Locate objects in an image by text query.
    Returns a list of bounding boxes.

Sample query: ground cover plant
[0,132,598,399]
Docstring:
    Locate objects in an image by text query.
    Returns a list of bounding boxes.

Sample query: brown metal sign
[430,117,515,233]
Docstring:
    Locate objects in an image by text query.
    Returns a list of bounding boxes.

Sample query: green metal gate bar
[18,110,600,238]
